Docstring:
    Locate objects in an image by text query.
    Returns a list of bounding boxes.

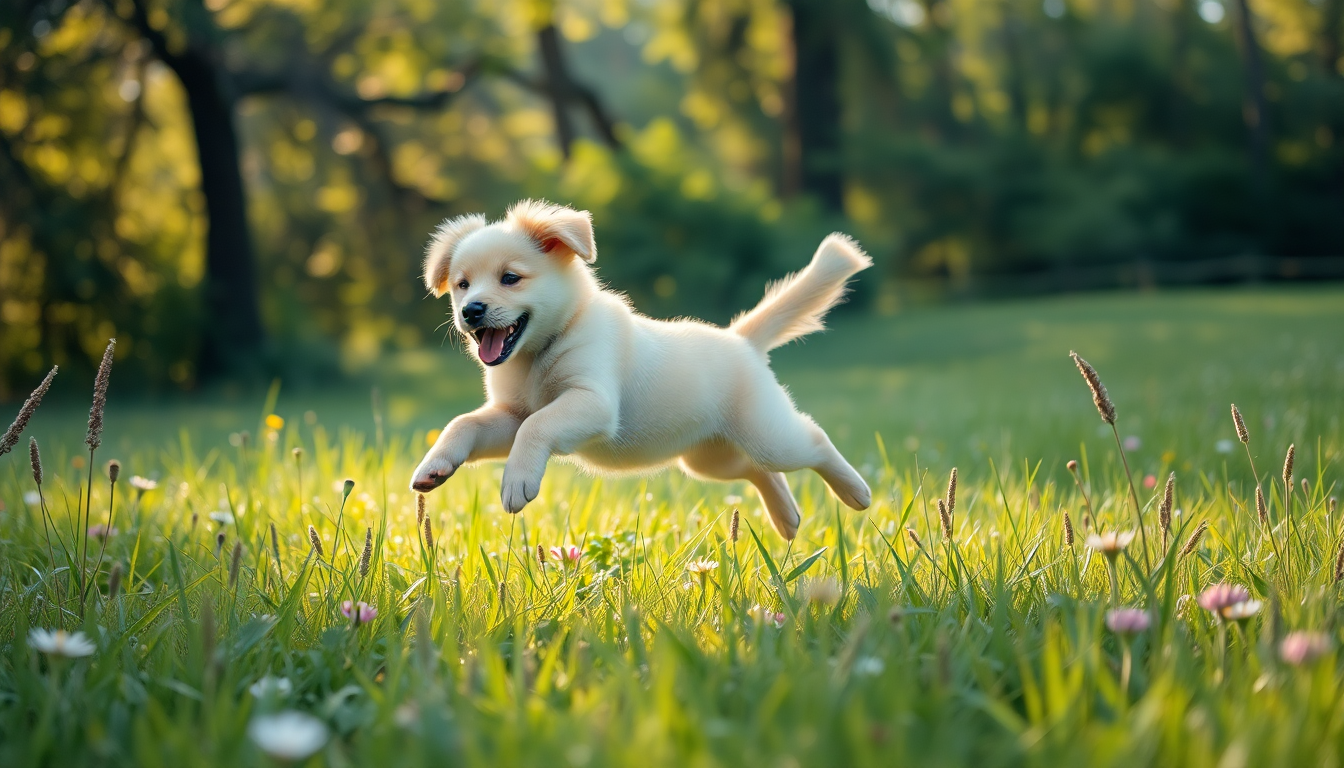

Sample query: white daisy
[248,711,329,761]
[28,628,96,658]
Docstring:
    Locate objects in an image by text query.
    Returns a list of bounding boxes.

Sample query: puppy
[410,200,872,539]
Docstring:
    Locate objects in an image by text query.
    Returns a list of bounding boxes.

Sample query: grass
[2,287,1343,767]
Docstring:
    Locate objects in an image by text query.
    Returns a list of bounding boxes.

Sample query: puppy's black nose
[461,301,487,327]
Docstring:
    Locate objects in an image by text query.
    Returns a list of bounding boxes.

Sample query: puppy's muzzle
[462,301,487,328]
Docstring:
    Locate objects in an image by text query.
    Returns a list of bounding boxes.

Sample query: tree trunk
[537,24,579,159]
[1231,0,1271,196]
[787,0,844,212]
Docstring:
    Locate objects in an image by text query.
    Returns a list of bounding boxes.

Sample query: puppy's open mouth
[472,314,528,366]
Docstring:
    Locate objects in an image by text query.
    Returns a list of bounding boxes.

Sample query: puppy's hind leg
[678,441,803,540]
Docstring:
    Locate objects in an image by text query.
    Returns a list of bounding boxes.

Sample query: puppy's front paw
[500,473,541,514]
[410,458,457,493]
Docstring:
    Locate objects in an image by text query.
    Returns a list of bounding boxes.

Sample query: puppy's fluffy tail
[730,233,872,353]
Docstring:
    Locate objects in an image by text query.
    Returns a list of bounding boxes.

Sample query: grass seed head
[1282,444,1295,488]
[106,459,121,483]
[1062,509,1075,547]
[1069,351,1116,425]
[343,479,355,499]
[906,527,922,550]
[215,531,226,556]
[938,498,953,540]
[86,339,116,451]
[108,561,123,599]
[423,515,434,551]
[1160,472,1175,534]
[1231,404,1249,443]
[417,493,426,525]
[229,541,242,588]
[308,525,323,558]
[1301,478,1310,497]
[1,366,57,457]
[359,527,373,578]
[270,523,280,557]
[1334,541,1344,583]
[29,437,42,486]
[1256,486,1268,526]
[1181,521,1209,557]
[292,447,302,460]
[1331,497,1338,516]
[946,467,958,516]
[537,543,545,565]
[730,508,740,543]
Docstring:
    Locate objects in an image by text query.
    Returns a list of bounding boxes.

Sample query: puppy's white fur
[411,200,872,539]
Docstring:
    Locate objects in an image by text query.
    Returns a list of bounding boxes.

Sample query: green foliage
[2,290,1343,765]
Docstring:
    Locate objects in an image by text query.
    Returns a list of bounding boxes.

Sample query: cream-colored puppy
[410,200,872,539]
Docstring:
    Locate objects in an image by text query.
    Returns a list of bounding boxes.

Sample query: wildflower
[804,577,842,607]
[1105,608,1151,635]
[250,675,294,698]
[264,414,285,431]
[209,510,235,526]
[130,475,157,493]
[1197,583,1252,619]
[88,523,118,539]
[1280,631,1332,666]
[747,605,786,628]
[1223,600,1262,622]
[28,628,96,658]
[341,601,377,624]
[686,559,719,575]
[1085,530,1135,559]
[854,656,885,676]
[248,711,328,762]
[549,545,582,565]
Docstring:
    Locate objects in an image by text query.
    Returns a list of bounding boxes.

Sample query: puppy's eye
[500,272,521,286]
[457,280,469,290]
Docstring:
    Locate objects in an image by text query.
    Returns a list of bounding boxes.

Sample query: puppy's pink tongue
[478,328,506,363]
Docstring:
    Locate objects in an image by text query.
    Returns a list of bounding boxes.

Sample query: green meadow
[3,287,1344,767]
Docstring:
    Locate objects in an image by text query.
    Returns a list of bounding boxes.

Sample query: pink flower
[88,524,119,539]
[340,600,377,624]
[1280,631,1332,666]
[1106,608,1151,635]
[747,605,787,629]
[548,545,582,565]
[1123,435,1141,452]
[1197,583,1252,617]
[1143,474,1157,489]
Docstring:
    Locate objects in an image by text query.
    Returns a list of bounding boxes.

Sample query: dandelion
[264,414,284,431]
[549,545,582,565]
[1180,521,1209,557]
[1106,608,1151,635]
[1231,404,1249,443]
[87,339,116,451]
[1085,531,1135,559]
[1280,631,1332,666]
[308,525,323,558]
[1198,583,1252,617]
[0,365,58,457]
[28,628,96,658]
[747,605,787,628]
[854,656,885,676]
[341,600,377,624]
[359,528,373,578]
[249,675,294,698]
[686,559,719,575]
[804,577,842,607]
[1070,352,1116,425]
[248,711,328,762]
[88,523,118,540]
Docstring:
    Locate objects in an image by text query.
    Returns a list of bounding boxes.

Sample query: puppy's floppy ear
[506,199,597,263]
[424,214,487,297]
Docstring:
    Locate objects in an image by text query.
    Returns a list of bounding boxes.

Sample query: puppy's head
[423,200,596,366]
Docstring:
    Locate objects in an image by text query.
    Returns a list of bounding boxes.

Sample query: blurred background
[1,0,1342,399]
